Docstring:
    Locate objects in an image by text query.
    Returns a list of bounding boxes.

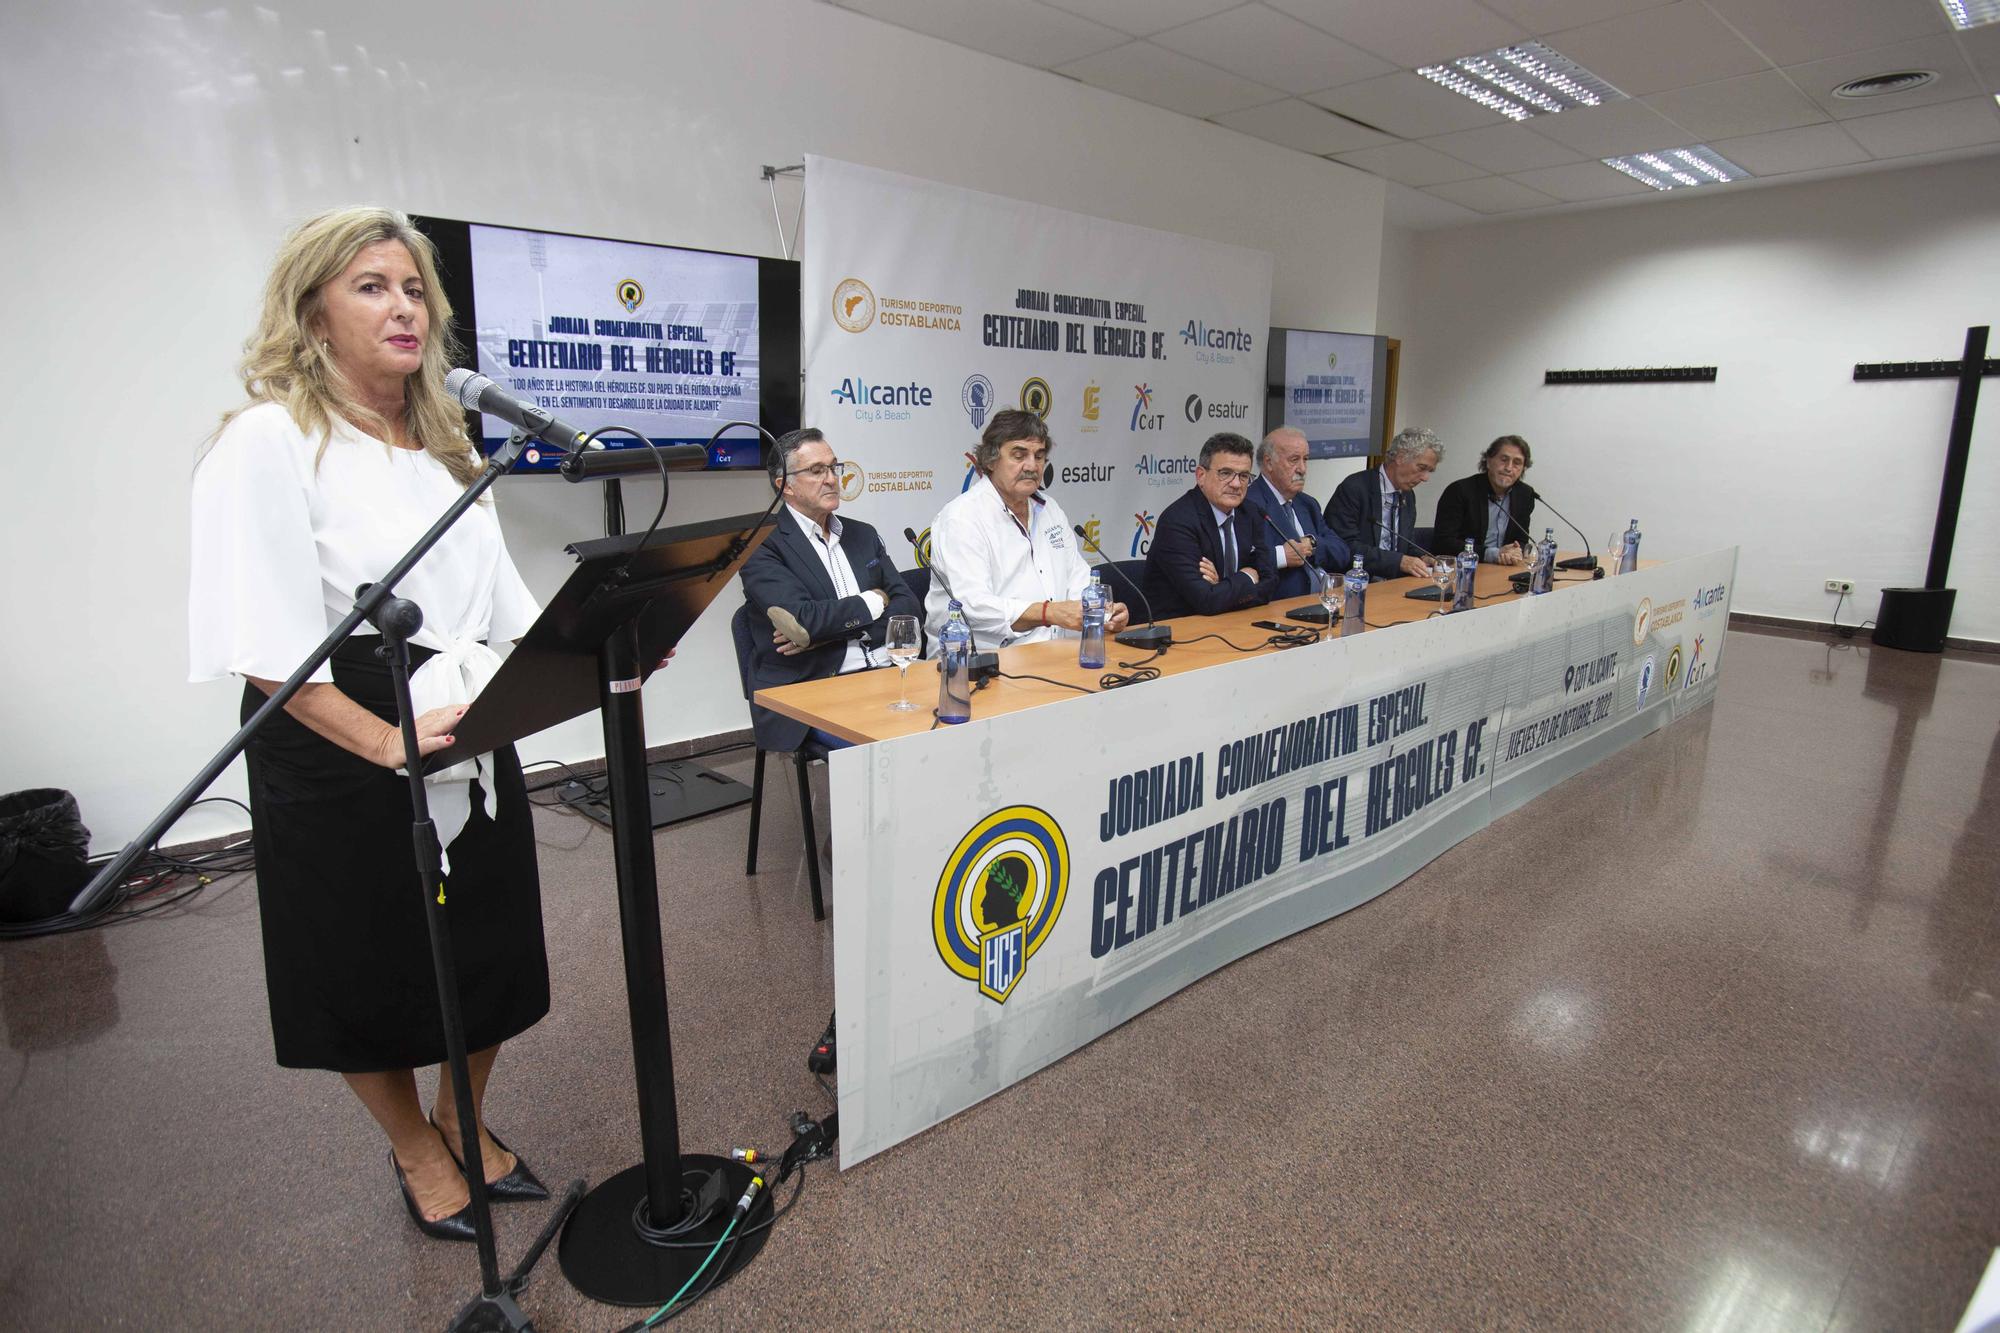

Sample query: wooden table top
[754,556,1614,745]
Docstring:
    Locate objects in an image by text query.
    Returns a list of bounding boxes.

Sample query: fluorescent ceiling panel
[1416,39,1624,122]
[1601,143,1752,189]
[1940,0,2000,30]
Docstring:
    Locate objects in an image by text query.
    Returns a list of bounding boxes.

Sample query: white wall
[1392,158,2000,643]
[0,0,1386,850]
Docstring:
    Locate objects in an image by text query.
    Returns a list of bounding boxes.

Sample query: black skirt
[241,637,550,1072]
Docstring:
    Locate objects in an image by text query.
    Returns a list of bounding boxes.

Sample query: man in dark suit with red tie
[740,427,920,753]
[1326,426,1443,580]
[1142,432,1276,618]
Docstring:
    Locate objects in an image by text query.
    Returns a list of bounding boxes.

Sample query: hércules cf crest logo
[933,806,1069,1004]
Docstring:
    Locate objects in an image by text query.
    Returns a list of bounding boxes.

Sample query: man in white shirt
[739,427,921,752]
[923,409,1128,648]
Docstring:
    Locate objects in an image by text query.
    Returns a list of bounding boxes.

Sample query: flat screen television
[1265,327,1386,459]
[414,215,801,473]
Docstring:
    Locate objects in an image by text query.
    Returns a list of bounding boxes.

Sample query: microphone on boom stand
[1255,508,1337,623]
[1072,526,1173,650]
[903,528,999,681]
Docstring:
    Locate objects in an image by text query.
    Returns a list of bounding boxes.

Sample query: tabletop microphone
[903,528,998,681]
[1382,526,1456,601]
[1532,492,1603,573]
[444,368,595,452]
[1072,525,1173,649]
[1255,508,1338,624]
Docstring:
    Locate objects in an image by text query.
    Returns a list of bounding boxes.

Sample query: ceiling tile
[1507,159,1661,198]
[1523,97,1698,155]
[1476,0,1674,37]
[1787,35,1985,120]
[1699,0,1948,69]
[841,0,1130,67]
[1264,0,1527,69]
[1839,95,2000,157]
[1422,122,1587,170]
[1958,24,2000,92]
[1041,0,1244,37]
[1054,40,1288,117]
[1644,69,1828,140]
[1332,140,1492,185]
[1422,175,1562,211]
[1708,121,1873,173]
[1384,182,1483,227]
[1548,1,1771,96]
[1211,97,1400,152]
[1307,70,1509,137]
[1151,3,1392,95]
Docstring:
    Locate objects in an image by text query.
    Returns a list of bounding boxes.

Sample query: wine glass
[1314,566,1338,628]
[1432,558,1455,602]
[886,615,920,712]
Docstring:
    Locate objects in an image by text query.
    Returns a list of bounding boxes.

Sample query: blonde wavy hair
[213,205,481,487]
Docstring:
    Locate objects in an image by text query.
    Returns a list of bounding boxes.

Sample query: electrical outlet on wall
[1825,579,1855,595]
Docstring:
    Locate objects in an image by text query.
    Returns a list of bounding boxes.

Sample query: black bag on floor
[0,788,92,924]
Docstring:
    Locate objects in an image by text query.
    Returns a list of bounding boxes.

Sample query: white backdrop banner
[801,156,1275,563]
[828,549,1738,1166]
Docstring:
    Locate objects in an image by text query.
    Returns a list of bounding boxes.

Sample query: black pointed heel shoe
[431,1116,550,1203]
[390,1150,476,1242]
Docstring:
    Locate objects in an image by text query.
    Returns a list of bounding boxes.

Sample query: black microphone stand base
[969,651,1001,683]
[1115,624,1173,649]
[557,1157,775,1306]
[1557,555,1598,571]
[447,1177,587,1333]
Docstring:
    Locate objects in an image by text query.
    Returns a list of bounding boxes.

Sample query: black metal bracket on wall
[1853,359,2000,381]
[1543,366,1716,384]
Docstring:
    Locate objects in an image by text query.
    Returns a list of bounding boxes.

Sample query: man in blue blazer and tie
[1239,426,1351,600]
[1326,426,1444,580]
[740,427,920,753]
[1142,432,1276,618]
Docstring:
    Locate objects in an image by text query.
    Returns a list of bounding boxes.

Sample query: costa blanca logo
[1130,511,1156,557]
[1637,653,1656,707]
[839,461,866,502]
[933,806,1070,1004]
[1665,643,1683,689]
[962,374,994,428]
[1184,393,1203,423]
[910,526,934,569]
[1632,597,1653,645]
[1130,384,1164,432]
[615,279,644,313]
[1020,376,1053,418]
[832,277,875,332]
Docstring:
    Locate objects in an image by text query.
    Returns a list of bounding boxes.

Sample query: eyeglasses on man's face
[789,460,845,483]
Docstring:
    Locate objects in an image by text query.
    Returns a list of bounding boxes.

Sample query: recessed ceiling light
[1602,145,1752,191]
[1938,0,2000,30]
[1417,41,1625,123]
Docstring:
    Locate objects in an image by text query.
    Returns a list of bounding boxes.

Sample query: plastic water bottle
[1340,554,1367,637]
[1078,570,1107,669]
[1619,518,1641,575]
[1530,527,1556,595]
[1453,538,1478,612]
[937,600,972,724]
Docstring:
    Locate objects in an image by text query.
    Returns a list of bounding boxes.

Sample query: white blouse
[189,401,537,684]
[189,403,541,862]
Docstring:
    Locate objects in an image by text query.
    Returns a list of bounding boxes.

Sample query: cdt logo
[615,279,644,313]
[1130,384,1164,431]
[1684,635,1713,690]
[933,806,1069,1004]
[1130,511,1156,557]
[961,374,994,428]
[831,278,875,333]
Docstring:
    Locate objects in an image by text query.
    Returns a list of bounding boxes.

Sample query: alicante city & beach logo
[933,806,1069,1004]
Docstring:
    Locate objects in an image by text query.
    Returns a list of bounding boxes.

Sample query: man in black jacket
[1326,426,1442,580]
[1143,432,1275,618]
[739,427,920,752]
[1431,434,1539,565]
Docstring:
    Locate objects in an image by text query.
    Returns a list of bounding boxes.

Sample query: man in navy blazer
[1326,426,1444,580]
[1143,432,1276,618]
[1239,426,1352,600]
[740,427,920,752]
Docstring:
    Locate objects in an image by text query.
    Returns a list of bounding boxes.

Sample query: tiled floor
[2,627,1994,1329]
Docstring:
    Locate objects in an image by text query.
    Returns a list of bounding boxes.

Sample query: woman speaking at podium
[185,207,550,1240]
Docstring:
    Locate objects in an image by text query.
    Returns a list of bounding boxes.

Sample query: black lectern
[429,512,781,1306]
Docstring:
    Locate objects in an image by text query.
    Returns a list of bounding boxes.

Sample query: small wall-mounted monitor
[1265,328,1386,459]
[415,215,800,473]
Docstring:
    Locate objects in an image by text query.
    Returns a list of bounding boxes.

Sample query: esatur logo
[1184,393,1250,424]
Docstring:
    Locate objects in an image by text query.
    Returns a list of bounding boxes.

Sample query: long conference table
[755,558,1613,743]
[753,548,1738,1166]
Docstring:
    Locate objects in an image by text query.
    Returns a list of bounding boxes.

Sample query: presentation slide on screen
[1282,329,1377,459]
[467,224,764,470]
